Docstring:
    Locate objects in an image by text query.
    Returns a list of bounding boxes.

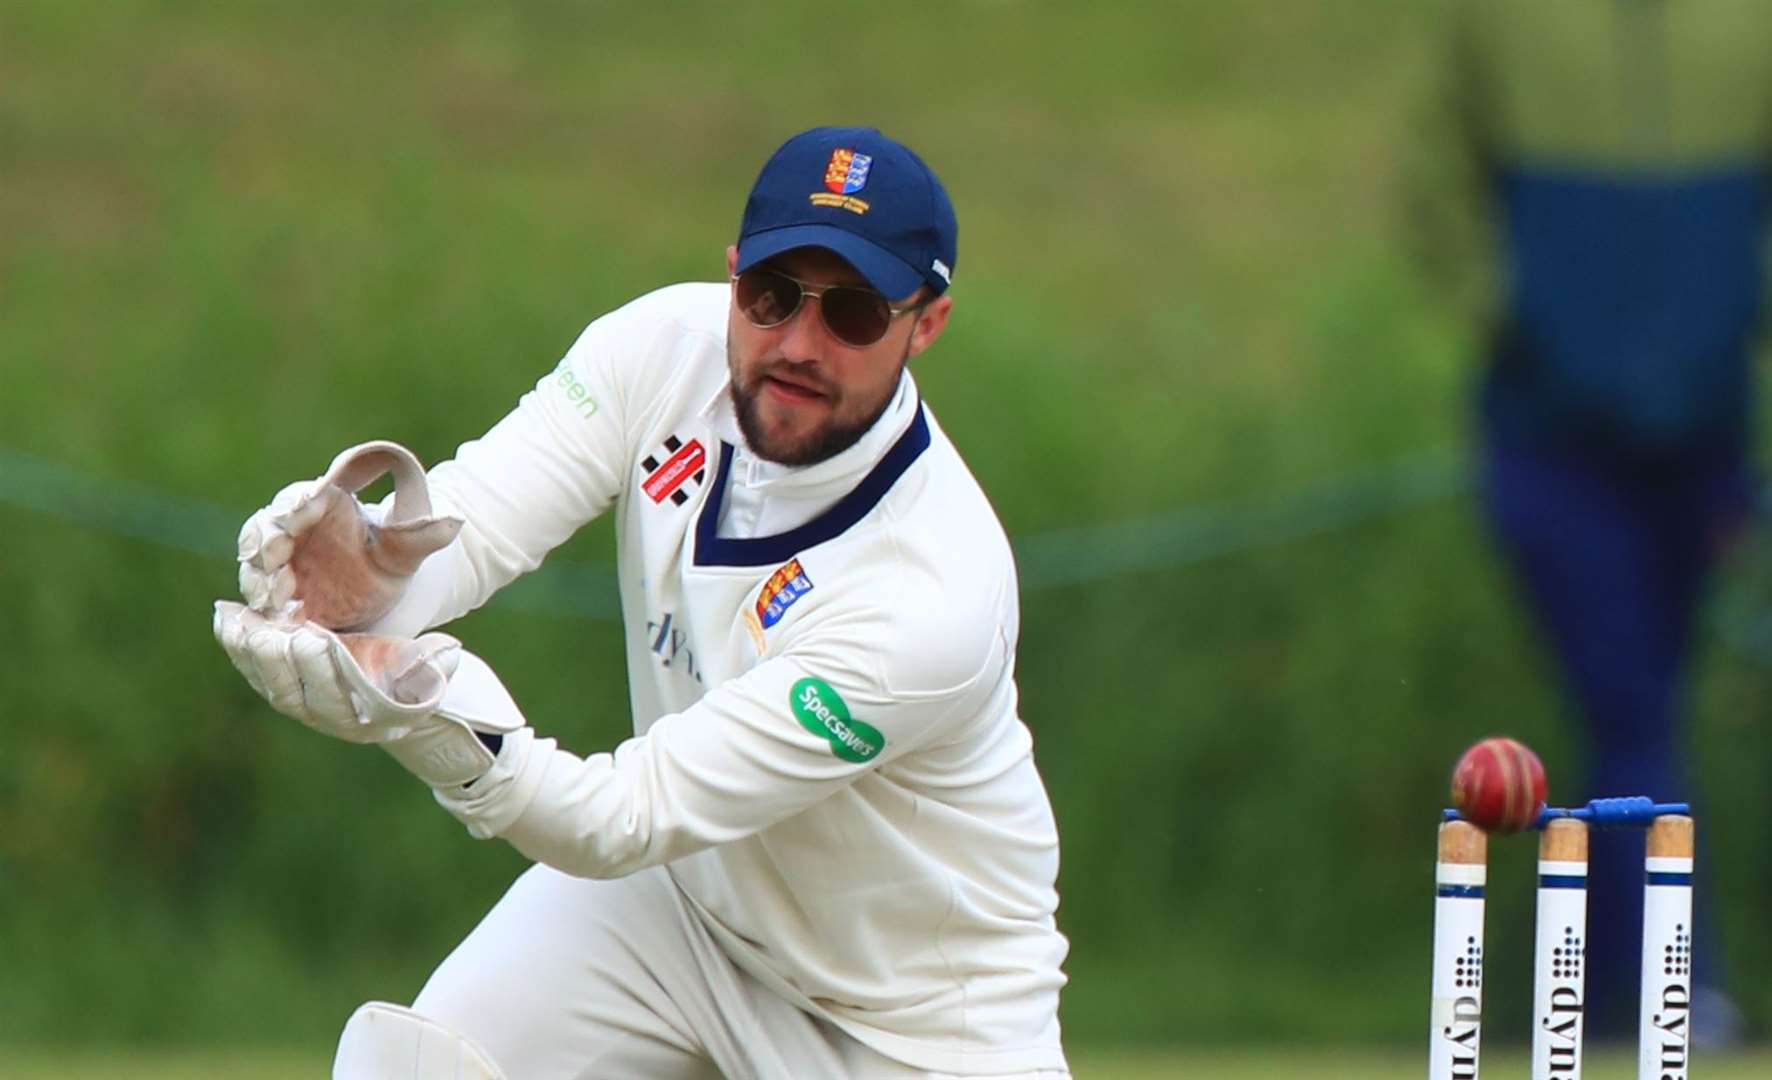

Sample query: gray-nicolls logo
[646,612,702,684]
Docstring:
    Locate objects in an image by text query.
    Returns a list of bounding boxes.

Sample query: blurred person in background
[1408,0,1769,1042]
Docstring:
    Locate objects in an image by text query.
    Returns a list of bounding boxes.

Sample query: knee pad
[333,1001,507,1080]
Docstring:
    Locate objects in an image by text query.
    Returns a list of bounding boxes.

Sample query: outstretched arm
[232,300,656,635]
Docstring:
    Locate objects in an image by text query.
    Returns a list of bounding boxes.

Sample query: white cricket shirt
[376,283,1068,1075]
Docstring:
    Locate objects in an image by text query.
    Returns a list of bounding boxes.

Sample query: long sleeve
[369,286,716,635]
[432,596,1009,879]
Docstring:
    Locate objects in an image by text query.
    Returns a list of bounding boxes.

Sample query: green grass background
[4,0,1770,1066]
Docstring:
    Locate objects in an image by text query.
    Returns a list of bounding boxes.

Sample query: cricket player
[213,126,1070,1079]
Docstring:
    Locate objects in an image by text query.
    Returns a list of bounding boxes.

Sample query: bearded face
[725,247,928,466]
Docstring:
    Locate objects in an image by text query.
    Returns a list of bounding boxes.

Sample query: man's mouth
[762,374,826,403]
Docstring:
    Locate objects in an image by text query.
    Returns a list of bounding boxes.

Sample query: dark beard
[727,339,906,465]
[729,375,896,466]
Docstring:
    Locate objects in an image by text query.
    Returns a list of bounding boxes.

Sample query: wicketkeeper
[214,126,1070,1079]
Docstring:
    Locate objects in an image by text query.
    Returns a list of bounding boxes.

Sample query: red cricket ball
[1450,736,1548,834]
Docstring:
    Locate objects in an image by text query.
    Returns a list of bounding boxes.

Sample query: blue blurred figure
[1409,0,1769,1042]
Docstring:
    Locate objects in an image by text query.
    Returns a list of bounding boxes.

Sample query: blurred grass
[4,0,1771,1052]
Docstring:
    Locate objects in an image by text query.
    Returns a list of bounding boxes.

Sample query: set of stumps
[1430,795,1695,1080]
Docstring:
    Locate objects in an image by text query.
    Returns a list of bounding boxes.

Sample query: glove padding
[237,440,463,631]
[214,601,525,788]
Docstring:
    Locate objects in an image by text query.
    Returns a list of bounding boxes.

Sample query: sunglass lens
[820,287,892,347]
[736,270,802,328]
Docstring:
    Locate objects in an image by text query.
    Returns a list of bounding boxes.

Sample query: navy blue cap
[736,126,957,300]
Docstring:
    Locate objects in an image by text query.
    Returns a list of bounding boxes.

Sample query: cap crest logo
[824,149,872,194]
[810,149,873,214]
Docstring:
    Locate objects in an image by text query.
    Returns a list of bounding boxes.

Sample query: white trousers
[410,863,1066,1080]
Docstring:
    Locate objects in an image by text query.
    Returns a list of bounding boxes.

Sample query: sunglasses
[732,268,927,348]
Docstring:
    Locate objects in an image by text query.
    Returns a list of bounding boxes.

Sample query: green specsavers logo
[790,677,884,763]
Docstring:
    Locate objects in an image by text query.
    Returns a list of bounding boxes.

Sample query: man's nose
[776,293,835,359]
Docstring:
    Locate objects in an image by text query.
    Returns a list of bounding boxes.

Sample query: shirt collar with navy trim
[694,372,930,567]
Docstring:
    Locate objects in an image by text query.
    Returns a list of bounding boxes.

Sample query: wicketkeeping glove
[237,440,463,631]
[213,601,526,789]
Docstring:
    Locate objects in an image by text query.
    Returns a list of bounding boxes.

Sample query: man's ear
[906,295,954,358]
[726,245,739,276]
